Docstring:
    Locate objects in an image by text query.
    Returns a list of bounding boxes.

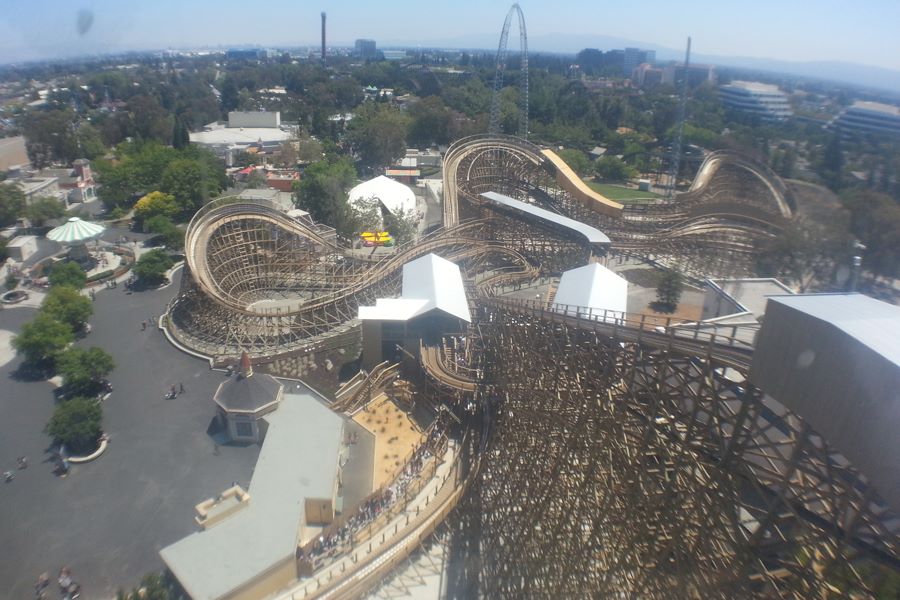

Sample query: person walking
[178,382,185,394]
[141,321,146,331]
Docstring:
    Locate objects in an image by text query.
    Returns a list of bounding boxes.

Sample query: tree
[407,96,451,148]
[347,104,410,169]
[134,191,179,222]
[172,115,190,150]
[595,156,637,181]
[117,572,182,600]
[12,313,74,368]
[145,215,184,250]
[383,207,420,246]
[42,285,93,330]
[45,397,103,455]
[0,183,26,227]
[654,269,684,313]
[755,218,850,292]
[297,137,324,164]
[21,109,79,167]
[47,261,87,289]
[294,158,358,236]
[557,148,592,176]
[134,249,175,285]
[25,196,66,227]
[276,141,299,168]
[160,158,207,212]
[57,346,115,397]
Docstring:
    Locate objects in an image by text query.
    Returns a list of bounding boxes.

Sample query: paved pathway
[0,277,259,599]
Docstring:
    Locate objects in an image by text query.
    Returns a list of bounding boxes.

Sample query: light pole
[848,240,867,292]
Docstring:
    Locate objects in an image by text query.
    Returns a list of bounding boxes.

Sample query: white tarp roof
[46,217,105,243]
[554,263,627,318]
[358,254,470,322]
[349,175,416,216]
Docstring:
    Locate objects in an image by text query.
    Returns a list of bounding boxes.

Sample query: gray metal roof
[769,294,900,366]
[160,387,344,600]
[751,294,900,511]
[480,191,611,245]
[213,373,282,413]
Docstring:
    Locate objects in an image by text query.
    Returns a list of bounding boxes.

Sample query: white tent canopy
[359,254,471,322]
[348,175,416,218]
[46,217,105,244]
[554,263,628,320]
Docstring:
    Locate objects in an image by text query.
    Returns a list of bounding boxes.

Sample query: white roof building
[358,254,470,322]
[750,294,900,511]
[553,263,627,320]
[348,175,416,218]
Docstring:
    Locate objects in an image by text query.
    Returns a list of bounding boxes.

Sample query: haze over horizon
[2,0,899,77]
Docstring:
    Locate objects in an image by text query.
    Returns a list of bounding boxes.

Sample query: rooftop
[160,386,344,600]
[848,101,900,117]
[213,372,282,414]
[722,81,785,94]
[359,254,470,322]
[708,278,795,319]
[554,263,628,317]
[189,127,292,147]
[481,191,611,245]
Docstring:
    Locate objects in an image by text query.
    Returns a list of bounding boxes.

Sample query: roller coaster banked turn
[166,136,899,597]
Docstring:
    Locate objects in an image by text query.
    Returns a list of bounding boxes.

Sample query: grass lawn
[586,181,661,202]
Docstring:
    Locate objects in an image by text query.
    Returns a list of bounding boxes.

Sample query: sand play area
[353,395,424,488]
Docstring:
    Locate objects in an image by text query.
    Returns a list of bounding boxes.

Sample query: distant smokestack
[321,12,326,65]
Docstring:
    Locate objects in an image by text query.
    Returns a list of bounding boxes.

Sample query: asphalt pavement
[0,273,260,599]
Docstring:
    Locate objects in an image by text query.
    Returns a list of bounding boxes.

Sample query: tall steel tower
[321,12,326,66]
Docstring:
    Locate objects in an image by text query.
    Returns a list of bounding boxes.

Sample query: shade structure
[46,217,105,244]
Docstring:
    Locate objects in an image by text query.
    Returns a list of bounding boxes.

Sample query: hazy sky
[2,0,899,71]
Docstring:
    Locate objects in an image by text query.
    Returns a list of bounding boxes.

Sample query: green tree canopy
[145,215,184,250]
[47,261,87,289]
[25,197,66,227]
[347,104,410,169]
[12,313,74,367]
[654,269,684,313]
[0,183,26,227]
[134,191,179,222]
[407,96,452,148]
[294,157,358,236]
[58,346,115,397]
[557,148,592,176]
[45,397,103,455]
[42,285,93,330]
[134,249,175,285]
[595,156,638,182]
[755,218,850,292]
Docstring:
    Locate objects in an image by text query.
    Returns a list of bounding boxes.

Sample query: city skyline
[1,0,900,74]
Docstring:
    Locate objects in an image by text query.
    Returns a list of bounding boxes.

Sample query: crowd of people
[33,567,80,599]
[305,415,451,563]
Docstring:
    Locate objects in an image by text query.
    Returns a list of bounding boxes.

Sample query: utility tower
[321,12,326,66]
[667,36,691,199]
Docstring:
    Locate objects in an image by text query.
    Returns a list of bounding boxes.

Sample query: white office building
[832,101,900,138]
[719,81,792,121]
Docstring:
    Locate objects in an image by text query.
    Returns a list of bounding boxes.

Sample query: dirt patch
[352,395,424,489]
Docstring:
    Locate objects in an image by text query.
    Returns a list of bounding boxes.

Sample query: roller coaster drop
[165,135,899,597]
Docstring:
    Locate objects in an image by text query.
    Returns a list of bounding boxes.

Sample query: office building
[719,81,793,121]
[354,39,377,60]
[832,101,900,137]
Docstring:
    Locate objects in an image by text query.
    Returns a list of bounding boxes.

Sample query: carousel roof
[46,217,105,244]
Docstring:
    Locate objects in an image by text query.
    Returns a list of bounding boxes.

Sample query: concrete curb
[67,437,108,463]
